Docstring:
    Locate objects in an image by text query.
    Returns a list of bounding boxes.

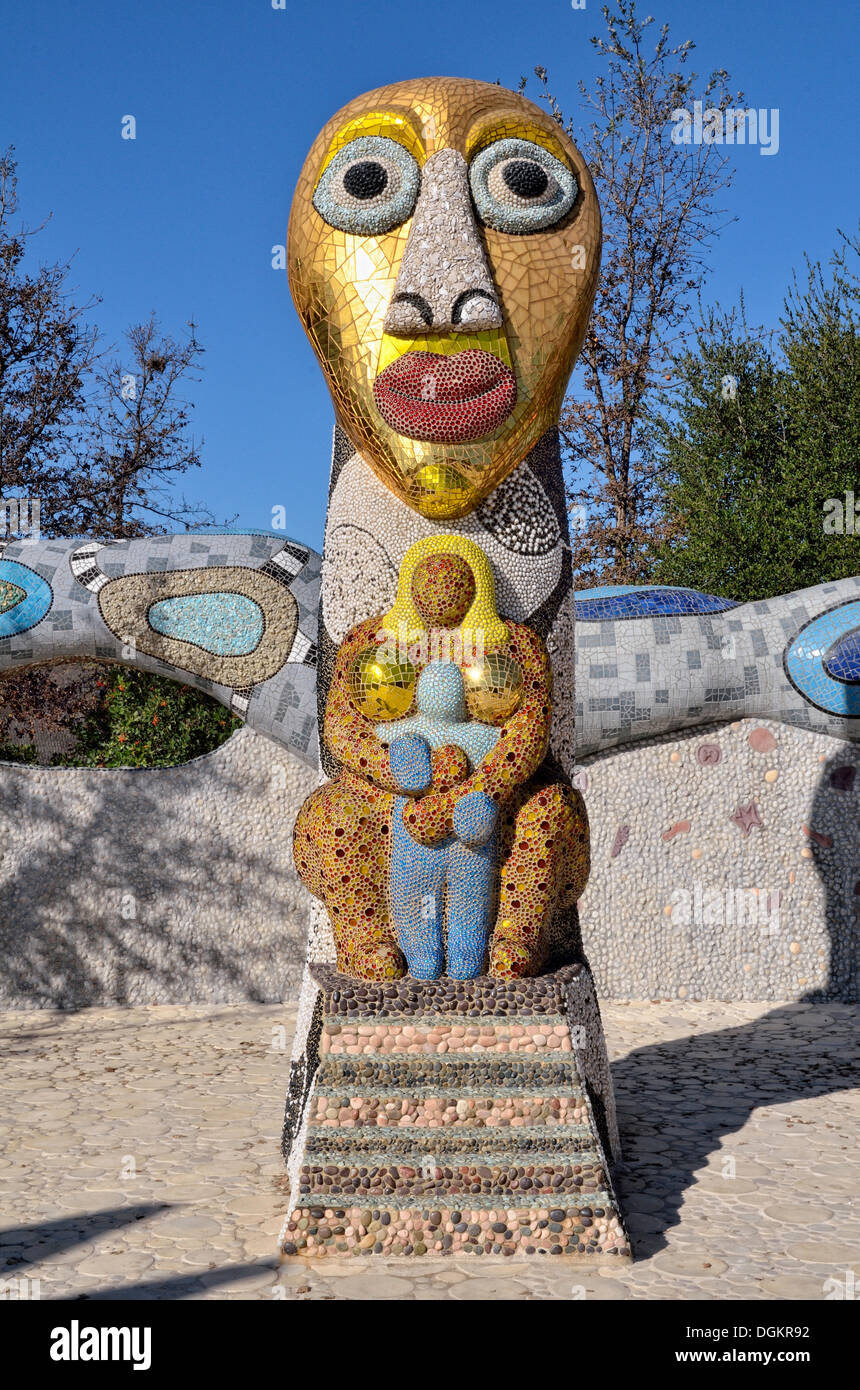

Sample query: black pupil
[502,160,549,199]
[343,160,388,199]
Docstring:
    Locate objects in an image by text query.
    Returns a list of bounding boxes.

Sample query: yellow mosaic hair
[381,535,508,648]
[316,111,427,182]
[465,113,574,168]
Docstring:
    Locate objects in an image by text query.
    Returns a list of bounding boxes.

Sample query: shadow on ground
[612,745,859,1256]
[612,1000,858,1257]
[0,1207,280,1301]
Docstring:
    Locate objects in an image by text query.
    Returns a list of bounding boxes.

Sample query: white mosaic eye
[313,135,420,235]
[469,138,577,234]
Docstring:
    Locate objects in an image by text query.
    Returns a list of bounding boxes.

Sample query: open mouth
[373,349,517,443]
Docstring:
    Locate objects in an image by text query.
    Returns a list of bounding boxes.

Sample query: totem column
[280,77,630,1259]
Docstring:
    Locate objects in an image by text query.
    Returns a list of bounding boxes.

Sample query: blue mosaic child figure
[377,662,500,979]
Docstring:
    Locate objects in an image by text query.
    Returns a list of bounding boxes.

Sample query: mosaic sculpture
[3,73,860,1260]
[294,532,587,984]
[280,76,633,1260]
[2,543,859,768]
[0,533,319,753]
[294,532,587,985]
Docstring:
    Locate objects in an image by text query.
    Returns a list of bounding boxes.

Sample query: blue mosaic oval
[784,600,860,717]
[0,559,53,637]
[148,592,264,657]
[824,628,860,684]
[573,585,738,622]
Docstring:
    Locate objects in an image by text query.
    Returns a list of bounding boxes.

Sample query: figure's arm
[323,616,401,791]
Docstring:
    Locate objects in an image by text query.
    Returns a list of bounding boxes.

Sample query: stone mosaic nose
[383,149,503,335]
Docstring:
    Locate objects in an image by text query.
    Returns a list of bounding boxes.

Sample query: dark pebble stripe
[311,961,582,1017]
[316,1056,582,1090]
[297,1173,610,1203]
[304,1126,597,1159]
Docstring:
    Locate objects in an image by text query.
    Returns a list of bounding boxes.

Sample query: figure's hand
[402,789,455,845]
[431,743,470,792]
[452,789,498,848]
[389,734,432,793]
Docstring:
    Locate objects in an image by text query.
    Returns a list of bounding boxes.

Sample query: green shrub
[56,667,241,768]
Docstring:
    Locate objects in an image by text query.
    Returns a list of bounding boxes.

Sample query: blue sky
[3,0,858,550]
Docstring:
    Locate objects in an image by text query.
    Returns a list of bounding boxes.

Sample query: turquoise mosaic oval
[147,592,264,657]
[0,559,53,636]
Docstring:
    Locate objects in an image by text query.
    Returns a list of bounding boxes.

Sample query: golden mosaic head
[411,552,475,628]
[287,76,601,520]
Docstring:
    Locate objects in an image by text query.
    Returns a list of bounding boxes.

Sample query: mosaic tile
[287,77,601,521]
[0,559,53,636]
[283,964,628,1260]
[294,532,581,983]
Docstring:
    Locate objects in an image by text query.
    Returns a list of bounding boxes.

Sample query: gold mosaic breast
[349,647,417,720]
[462,650,524,723]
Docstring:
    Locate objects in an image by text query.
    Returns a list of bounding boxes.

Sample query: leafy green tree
[781,229,860,570]
[651,231,860,600]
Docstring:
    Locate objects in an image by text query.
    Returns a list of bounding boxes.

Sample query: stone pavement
[0,999,857,1300]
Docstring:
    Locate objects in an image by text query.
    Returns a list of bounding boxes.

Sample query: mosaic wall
[0,728,317,1009]
[3,534,859,769]
[578,718,859,1004]
[0,717,854,1008]
[574,577,860,755]
[0,532,319,758]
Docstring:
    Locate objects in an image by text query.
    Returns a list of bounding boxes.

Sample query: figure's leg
[389,798,446,979]
[293,775,403,980]
[445,837,496,979]
[490,782,589,979]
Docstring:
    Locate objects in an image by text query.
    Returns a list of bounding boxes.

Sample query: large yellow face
[287,76,601,521]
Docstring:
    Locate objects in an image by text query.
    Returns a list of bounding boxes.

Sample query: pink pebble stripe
[311,1094,586,1127]
[320,1022,572,1056]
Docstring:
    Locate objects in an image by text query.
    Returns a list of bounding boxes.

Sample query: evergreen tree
[652,231,860,600]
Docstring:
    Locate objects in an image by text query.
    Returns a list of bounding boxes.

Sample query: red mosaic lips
[373,349,517,443]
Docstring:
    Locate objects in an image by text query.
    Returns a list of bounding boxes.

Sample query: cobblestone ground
[0,999,856,1301]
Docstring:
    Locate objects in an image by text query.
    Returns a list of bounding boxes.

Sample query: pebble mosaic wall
[577,718,859,1003]
[0,717,854,1008]
[0,728,317,1009]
